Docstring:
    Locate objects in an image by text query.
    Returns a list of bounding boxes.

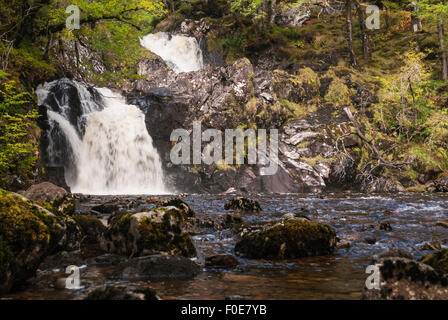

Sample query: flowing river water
[4,192,448,300]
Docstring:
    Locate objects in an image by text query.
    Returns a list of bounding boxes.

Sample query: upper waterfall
[37,79,168,195]
[140,32,204,73]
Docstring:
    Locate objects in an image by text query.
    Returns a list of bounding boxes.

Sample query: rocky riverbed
[2,182,448,300]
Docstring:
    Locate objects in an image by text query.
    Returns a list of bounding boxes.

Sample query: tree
[345,0,358,67]
[419,0,448,81]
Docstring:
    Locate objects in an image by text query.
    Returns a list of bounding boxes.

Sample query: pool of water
[4,192,448,300]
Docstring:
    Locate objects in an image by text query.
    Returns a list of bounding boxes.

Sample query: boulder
[205,254,239,268]
[434,176,448,192]
[85,285,160,300]
[0,189,82,294]
[100,206,196,257]
[235,217,337,259]
[21,182,75,215]
[21,182,67,203]
[420,249,448,275]
[72,215,107,244]
[224,197,261,213]
[362,257,448,300]
[112,254,200,281]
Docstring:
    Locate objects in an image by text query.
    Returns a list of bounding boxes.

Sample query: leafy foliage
[0,72,38,182]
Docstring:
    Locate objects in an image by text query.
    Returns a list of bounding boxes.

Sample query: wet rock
[205,254,239,268]
[375,221,393,232]
[100,206,196,258]
[224,197,261,213]
[275,3,311,29]
[371,248,413,263]
[434,176,448,192]
[336,241,351,249]
[55,278,68,290]
[72,215,107,244]
[420,249,448,275]
[224,214,243,226]
[85,253,126,266]
[85,285,160,300]
[112,255,200,281]
[39,250,84,271]
[435,221,448,228]
[364,236,377,245]
[419,241,442,251]
[91,202,119,214]
[160,198,195,217]
[235,218,337,259]
[362,257,448,300]
[0,190,82,294]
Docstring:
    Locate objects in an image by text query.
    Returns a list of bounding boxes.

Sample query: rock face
[362,257,448,300]
[112,254,200,281]
[234,217,337,259]
[100,205,196,258]
[224,197,261,212]
[0,189,82,294]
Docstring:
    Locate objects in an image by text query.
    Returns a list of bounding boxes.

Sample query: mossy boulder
[0,189,82,294]
[100,206,196,258]
[72,215,107,244]
[420,249,448,275]
[235,217,337,259]
[362,257,448,300]
[160,198,195,217]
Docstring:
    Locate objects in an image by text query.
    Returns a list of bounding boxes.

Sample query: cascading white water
[140,32,204,73]
[37,80,168,195]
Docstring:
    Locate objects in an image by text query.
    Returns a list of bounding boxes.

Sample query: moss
[235,218,337,259]
[72,215,106,244]
[324,76,351,106]
[137,207,196,257]
[0,189,59,292]
[421,249,448,275]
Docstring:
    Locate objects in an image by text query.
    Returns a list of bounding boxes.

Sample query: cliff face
[120,17,400,194]
[31,1,448,194]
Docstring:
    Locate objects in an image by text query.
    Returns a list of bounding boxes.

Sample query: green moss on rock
[101,206,196,258]
[235,218,337,259]
[421,249,448,275]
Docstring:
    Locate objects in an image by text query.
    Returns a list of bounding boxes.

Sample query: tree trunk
[357,3,370,62]
[438,19,448,81]
[345,0,358,68]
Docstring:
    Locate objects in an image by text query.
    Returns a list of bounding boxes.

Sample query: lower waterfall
[37,79,168,195]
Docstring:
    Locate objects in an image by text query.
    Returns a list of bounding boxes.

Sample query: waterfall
[140,32,204,73]
[37,79,168,195]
